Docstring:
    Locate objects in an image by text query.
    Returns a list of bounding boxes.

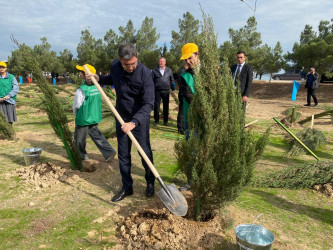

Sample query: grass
[0,83,332,249]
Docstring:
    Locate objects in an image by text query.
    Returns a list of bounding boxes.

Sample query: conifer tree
[11,39,82,170]
[175,11,262,218]
[32,66,82,170]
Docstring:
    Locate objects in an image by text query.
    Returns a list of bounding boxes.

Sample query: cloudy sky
[1,0,332,61]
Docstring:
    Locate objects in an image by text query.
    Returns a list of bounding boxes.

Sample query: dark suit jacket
[231,63,253,97]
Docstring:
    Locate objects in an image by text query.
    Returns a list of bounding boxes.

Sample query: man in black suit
[231,51,253,107]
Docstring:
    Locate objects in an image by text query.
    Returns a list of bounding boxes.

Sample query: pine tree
[175,11,261,218]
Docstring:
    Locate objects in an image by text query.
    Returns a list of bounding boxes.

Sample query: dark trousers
[116,117,155,190]
[74,124,116,160]
[177,93,185,134]
[307,88,318,105]
[154,90,170,124]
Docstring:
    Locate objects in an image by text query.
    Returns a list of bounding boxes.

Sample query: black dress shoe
[164,122,168,126]
[304,104,310,106]
[314,103,318,106]
[146,184,155,197]
[111,188,133,202]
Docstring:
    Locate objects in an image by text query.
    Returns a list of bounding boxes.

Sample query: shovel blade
[157,183,188,216]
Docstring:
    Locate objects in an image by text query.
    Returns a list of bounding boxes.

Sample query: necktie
[234,64,241,82]
[236,64,241,77]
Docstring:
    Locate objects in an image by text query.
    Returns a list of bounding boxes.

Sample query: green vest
[180,71,195,123]
[0,73,16,100]
[75,83,102,126]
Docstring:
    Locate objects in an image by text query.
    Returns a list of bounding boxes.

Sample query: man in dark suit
[152,57,175,126]
[231,51,253,106]
[96,43,155,202]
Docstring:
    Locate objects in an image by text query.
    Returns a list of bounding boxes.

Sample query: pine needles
[0,111,15,140]
[253,161,333,189]
[287,128,326,157]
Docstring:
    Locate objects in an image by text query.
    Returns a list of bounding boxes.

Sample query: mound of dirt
[313,183,333,198]
[7,162,72,189]
[118,207,223,249]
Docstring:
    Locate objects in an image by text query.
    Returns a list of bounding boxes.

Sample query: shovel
[83,65,188,216]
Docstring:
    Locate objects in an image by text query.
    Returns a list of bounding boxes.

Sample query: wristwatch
[131,121,136,126]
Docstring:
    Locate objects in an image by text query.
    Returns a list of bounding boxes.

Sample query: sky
[1,0,333,62]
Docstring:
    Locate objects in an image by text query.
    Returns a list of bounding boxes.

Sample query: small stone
[172,225,180,235]
[58,175,68,182]
[120,225,126,235]
[93,217,104,224]
[153,242,163,249]
[28,202,35,207]
[138,222,149,235]
[130,229,137,236]
[153,232,161,240]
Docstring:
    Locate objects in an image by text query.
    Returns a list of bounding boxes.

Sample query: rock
[58,175,68,182]
[172,225,180,235]
[152,232,161,240]
[138,222,149,235]
[130,229,137,236]
[120,225,126,235]
[153,242,163,249]
[313,185,320,191]
[41,182,48,188]
[28,202,35,207]
[93,217,104,224]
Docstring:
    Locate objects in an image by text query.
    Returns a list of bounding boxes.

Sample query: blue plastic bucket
[235,214,274,250]
[22,148,42,166]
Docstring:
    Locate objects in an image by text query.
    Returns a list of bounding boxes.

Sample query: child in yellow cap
[73,64,116,162]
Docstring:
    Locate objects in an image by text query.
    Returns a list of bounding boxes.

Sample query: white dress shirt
[72,88,85,115]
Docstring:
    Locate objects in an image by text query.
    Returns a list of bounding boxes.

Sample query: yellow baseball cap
[180,43,199,60]
[76,64,96,74]
[0,61,7,67]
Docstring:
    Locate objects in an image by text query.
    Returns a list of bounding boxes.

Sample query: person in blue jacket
[94,43,155,202]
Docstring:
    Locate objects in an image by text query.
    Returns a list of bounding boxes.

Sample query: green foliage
[14,43,82,170]
[221,17,262,68]
[136,17,160,53]
[0,111,15,140]
[287,128,326,157]
[253,161,333,188]
[175,12,262,214]
[169,12,201,73]
[139,49,160,69]
[219,17,284,78]
[254,127,271,161]
[58,49,77,73]
[286,19,333,75]
[118,20,137,44]
[284,106,301,123]
[77,30,109,73]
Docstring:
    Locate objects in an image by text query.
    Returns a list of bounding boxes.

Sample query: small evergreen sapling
[175,12,265,219]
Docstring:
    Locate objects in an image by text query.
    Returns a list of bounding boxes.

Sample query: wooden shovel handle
[83,65,160,178]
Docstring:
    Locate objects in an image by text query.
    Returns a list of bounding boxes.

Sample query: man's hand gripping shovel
[83,65,188,216]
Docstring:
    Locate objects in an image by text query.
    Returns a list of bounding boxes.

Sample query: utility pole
[240,0,257,17]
